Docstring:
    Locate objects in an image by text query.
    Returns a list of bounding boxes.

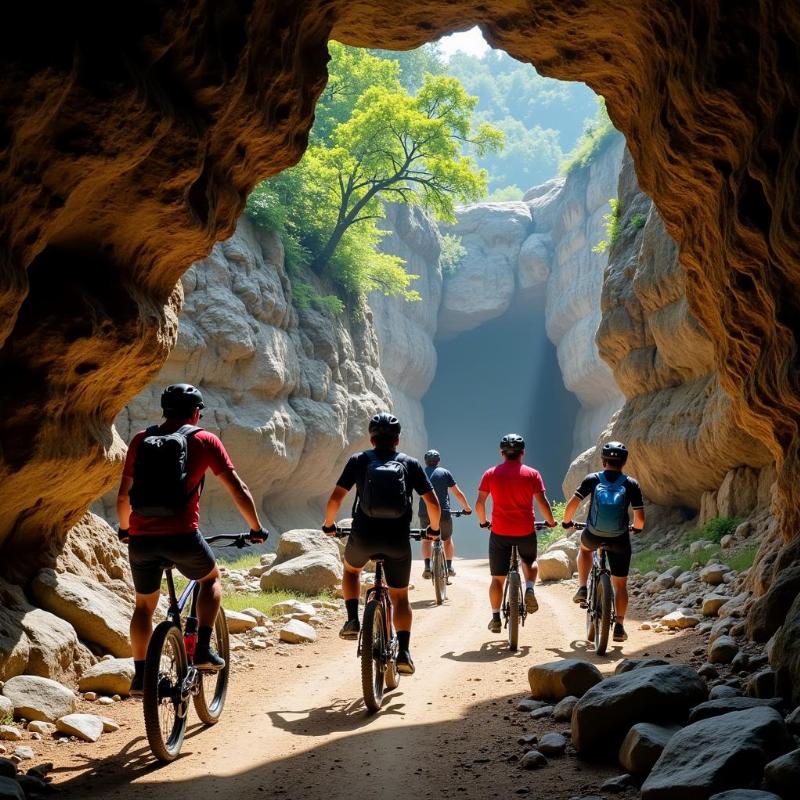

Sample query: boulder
[661,609,702,629]
[55,713,104,743]
[709,792,782,800]
[537,551,572,581]
[687,697,783,724]
[718,593,750,619]
[746,668,777,699]
[0,777,24,800]
[709,685,742,700]
[0,760,15,778]
[223,610,258,634]
[641,708,793,800]
[545,538,579,572]
[708,635,739,664]
[771,593,800,704]
[77,658,134,697]
[278,619,316,644]
[273,529,340,565]
[528,659,603,702]
[572,665,707,754]
[238,607,268,626]
[702,594,730,617]
[615,658,670,675]
[747,566,800,643]
[30,569,132,657]
[0,728,22,742]
[650,601,679,618]
[261,552,342,594]
[552,695,579,722]
[785,706,800,735]
[619,722,681,775]
[763,748,800,797]
[700,564,730,585]
[1,676,76,723]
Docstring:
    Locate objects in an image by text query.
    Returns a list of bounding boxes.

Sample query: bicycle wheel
[506,572,521,651]
[143,621,189,762]
[432,547,446,605]
[385,639,401,691]
[193,609,230,724]
[585,575,596,642]
[594,573,613,655]
[361,600,385,713]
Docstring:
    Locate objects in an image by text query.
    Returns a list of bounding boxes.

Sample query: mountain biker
[561,440,645,643]
[419,449,471,581]
[116,383,268,696]
[321,412,441,675]
[475,433,557,634]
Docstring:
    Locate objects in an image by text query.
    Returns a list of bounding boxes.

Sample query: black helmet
[161,383,205,416]
[500,433,525,454]
[601,441,628,463]
[424,449,441,466]
[368,412,401,436]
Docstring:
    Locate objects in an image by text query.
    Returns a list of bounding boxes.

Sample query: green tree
[369,44,444,92]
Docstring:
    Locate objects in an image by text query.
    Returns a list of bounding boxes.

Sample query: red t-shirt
[478,461,546,536]
[123,425,235,535]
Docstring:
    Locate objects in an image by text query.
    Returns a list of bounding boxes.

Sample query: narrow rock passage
[59,561,675,800]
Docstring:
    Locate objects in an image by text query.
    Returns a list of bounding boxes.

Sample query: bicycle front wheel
[432,547,447,605]
[361,600,386,713]
[506,572,521,651]
[595,573,613,655]
[193,609,230,724]
[143,621,189,762]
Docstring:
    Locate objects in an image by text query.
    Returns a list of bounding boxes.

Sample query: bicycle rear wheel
[586,574,596,642]
[361,600,386,713]
[432,546,447,605]
[506,572,521,651]
[143,621,189,762]
[193,609,230,724]
[595,573,613,655]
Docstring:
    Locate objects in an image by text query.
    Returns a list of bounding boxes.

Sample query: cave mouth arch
[1,1,798,576]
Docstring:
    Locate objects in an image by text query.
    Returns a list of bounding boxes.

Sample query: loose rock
[688,696,782,724]
[615,658,669,675]
[708,792,782,800]
[708,635,739,664]
[619,722,681,776]
[0,760,13,779]
[278,619,316,644]
[763,748,800,797]
[600,774,635,793]
[702,594,729,617]
[520,750,547,769]
[1,677,76,723]
[553,696,579,722]
[746,668,777,699]
[0,730,21,743]
[516,699,549,713]
[55,714,104,743]
[223,610,258,634]
[661,609,702,629]
[26,721,55,736]
[528,659,603,702]
[0,777,24,800]
[537,551,572,582]
[700,564,730,585]
[709,685,741,700]
[537,732,567,757]
[78,658,134,697]
[530,706,553,720]
[261,552,342,594]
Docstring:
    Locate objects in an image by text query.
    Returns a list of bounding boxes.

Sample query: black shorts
[489,532,538,576]
[418,510,454,541]
[580,530,632,578]
[344,533,412,589]
[128,531,216,594]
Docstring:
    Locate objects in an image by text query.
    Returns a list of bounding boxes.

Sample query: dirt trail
[55,560,691,800]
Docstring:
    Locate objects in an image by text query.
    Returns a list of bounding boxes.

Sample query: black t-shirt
[574,470,645,510]
[336,448,433,534]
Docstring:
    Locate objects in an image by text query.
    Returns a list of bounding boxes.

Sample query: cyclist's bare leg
[520,559,538,584]
[388,587,411,632]
[421,539,432,560]
[444,539,455,560]
[489,575,505,609]
[130,591,160,659]
[577,544,592,586]
[611,576,629,621]
[196,566,222,628]
[342,559,362,600]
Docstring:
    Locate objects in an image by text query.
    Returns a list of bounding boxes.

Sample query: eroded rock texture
[2,1,800,575]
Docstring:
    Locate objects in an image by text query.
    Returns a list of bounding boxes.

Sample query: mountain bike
[142,533,256,762]
[498,521,550,651]
[335,524,430,713]
[429,509,470,605]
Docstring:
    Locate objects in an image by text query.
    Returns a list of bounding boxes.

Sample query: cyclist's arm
[420,490,441,530]
[561,494,582,524]
[534,491,556,526]
[633,508,645,531]
[216,469,262,531]
[117,476,133,530]
[450,484,471,513]
[475,490,490,526]
[323,486,349,528]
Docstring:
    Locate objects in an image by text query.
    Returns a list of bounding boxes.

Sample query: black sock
[492,612,501,622]
[424,558,431,569]
[446,560,452,569]
[397,630,411,652]
[345,598,359,622]
[197,625,213,652]
[134,659,146,679]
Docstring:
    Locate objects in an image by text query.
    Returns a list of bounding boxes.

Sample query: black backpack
[129,425,203,517]
[358,451,410,520]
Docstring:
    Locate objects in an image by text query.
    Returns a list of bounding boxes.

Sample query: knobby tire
[143,622,188,762]
[595,573,613,655]
[432,547,446,605]
[361,600,385,713]
[507,572,521,651]
[193,609,230,724]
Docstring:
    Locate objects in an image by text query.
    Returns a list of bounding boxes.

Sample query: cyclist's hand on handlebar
[479,520,491,529]
[544,520,558,528]
[249,528,269,544]
[117,528,130,544]
[425,525,440,540]
[561,520,575,529]
[322,523,337,537]
[462,508,472,515]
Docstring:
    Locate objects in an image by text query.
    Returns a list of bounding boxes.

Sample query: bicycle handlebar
[562,522,638,533]
[450,509,472,518]
[332,525,436,540]
[203,533,257,548]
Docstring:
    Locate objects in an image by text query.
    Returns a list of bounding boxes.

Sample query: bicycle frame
[588,547,616,622]
[501,544,526,628]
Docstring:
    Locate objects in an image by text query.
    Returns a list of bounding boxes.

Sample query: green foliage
[0,712,12,726]
[683,517,743,545]
[224,589,335,614]
[560,97,618,176]
[630,213,647,230]
[292,281,345,315]
[592,198,622,254]
[369,45,444,92]
[727,544,758,572]
[439,233,467,276]
[487,185,525,202]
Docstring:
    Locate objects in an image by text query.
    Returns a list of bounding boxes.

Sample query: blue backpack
[587,472,629,537]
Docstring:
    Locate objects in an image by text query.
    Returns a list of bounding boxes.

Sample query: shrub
[683,517,743,545]
[560,97,618,175]
[592,198,622,253]
[629,212,647,230]
[439,234,467,276]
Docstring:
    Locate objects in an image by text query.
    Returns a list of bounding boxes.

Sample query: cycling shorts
[418,510,453,541]
[580,530,632,578]
[128,531,216,594]
[344,532,412,589]
[489,532,537,576]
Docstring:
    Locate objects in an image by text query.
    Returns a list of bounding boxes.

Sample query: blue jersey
[418,466,456,515]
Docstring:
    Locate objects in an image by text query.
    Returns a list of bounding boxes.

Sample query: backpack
[358,451,410,520]
[587,472,629,537]
[129,425,203,517]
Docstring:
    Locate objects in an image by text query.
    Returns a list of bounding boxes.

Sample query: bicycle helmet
[424,449,441,466]
[601,441,628,463]
[368,412,401,436]
[160,383,205,416]
[500,433,525,454]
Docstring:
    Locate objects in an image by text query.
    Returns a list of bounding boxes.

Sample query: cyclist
[322,412,441,675]
[561,440,645,643]
[419,449,471,581]
[116,383,268,696]
[475,433,557,634]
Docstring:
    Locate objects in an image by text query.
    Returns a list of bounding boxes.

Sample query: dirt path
[53,560,699,800]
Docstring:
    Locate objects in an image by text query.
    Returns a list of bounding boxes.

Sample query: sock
[134,659,146,679]
[526,581,535,591]
[197,625,213,652]
[397,630,411,652]
[446,560,453,569]
[345,598,359,622]
[616,617,625,625]
[424,558,431,569]
[492,609,501,621]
